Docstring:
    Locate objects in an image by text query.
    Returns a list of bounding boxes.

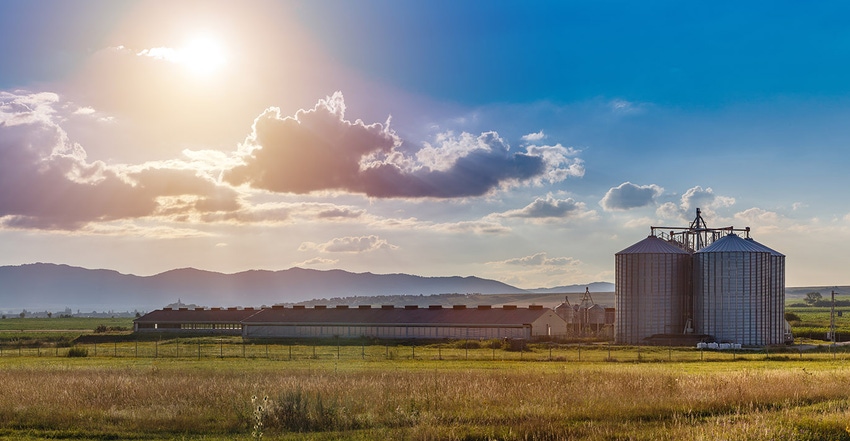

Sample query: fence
[1,339,848,363]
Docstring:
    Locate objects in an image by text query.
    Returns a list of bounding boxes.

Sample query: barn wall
[243,324,531,339]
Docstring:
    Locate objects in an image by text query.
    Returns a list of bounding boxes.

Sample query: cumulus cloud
[599,182,663,211]
[492,195,592,221]
[521,130,545,142]
[492,252,579,267]
[225,92,582,198]
[0,90,239,230]
[656,185,735,222]
[299,235,398,253]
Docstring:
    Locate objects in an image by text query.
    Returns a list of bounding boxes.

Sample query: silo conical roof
[744,237,785,257]
[695,233,766,253]
[616,235,690,255]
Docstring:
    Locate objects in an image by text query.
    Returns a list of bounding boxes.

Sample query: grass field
[1,312,850,439]
[2,355,850,440]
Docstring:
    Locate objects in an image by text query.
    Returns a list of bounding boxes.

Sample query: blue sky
[1,0,849,289]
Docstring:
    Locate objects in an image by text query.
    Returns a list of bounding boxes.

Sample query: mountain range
[0,263,614,313]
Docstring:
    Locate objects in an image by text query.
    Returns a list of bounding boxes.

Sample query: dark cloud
[225,92,574,198]
[599,182,662,211]
[0,91,239,230]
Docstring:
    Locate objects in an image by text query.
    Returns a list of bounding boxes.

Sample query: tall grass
[1,357,850,440]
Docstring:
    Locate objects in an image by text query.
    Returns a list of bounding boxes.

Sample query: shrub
[67,347,88,357]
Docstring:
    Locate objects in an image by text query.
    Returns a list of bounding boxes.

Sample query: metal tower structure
[650,208,750,251]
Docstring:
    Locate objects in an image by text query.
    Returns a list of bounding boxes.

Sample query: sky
[1,0,850,289]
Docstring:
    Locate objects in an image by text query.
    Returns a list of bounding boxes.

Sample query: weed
[66,347,88,357]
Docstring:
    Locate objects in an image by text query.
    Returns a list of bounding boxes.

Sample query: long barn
[134,304,568,339]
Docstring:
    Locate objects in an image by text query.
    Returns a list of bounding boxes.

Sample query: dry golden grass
[1,356,850,440]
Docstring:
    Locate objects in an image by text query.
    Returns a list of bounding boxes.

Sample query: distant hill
[527,282,614,294]
[0,263,531,312]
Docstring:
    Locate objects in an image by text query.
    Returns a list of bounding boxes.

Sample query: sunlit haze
[1,1,850,289]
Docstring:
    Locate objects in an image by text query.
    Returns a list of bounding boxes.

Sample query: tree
[804,291,823,306]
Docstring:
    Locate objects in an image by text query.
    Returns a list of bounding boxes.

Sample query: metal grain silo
[745,238,786,345]
[693,234,774,346]
[615,235,692,345]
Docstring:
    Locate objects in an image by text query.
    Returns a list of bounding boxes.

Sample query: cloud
[225,92,582,198]
[492,195,592,221]
[293,257,339,267]
[299,235,398,253]
[0,91,240,230]
[599,182,663,211]
[656,185,735,222]
[430,220,512,235]
[680,186,735,212]
[521,130,545,142]
[491,252,579,267]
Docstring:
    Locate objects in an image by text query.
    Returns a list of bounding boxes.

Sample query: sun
[178,35,226,76]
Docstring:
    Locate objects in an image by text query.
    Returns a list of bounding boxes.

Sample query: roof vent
[293,305,306,309]
[503,305,517,310]
[244,307,254,311]
[453,305,467,310]
[428,305,443,310]
[358,305,372,309]
[528,305,543,310]
[477,305,492,310]
[381,305,394,310]
[272,305,284,310]
[227,307,237,311]
[336,305,349,309]
[179,307,189,311]
[211,307,221,311]
[314,305,327,309]
[404,305,418,310]
[163,307,173,311]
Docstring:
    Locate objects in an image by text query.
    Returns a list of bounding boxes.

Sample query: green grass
[0,317,134,331]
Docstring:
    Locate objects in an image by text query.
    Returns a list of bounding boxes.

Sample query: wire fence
[1,339,849,363]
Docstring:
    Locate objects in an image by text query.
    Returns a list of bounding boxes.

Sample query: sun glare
[178,36,226,75]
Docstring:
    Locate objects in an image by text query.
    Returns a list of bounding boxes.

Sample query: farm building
[134,304,569,340]
[134,307,260,334]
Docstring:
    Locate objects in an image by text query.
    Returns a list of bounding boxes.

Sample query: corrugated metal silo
[615,235,692,345]
[693,234,774,346]
[586,304,606,331]
[745,238,786,345]
[554,299,575,325]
